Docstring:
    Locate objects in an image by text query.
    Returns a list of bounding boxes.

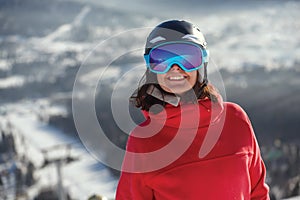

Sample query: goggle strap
[203,49,209,63]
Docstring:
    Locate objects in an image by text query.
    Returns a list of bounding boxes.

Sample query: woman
[116,20,270,200]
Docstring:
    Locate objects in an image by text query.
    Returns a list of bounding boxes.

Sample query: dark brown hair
[130,69,220,112]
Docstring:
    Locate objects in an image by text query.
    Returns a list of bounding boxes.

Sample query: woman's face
[157,64,197,95]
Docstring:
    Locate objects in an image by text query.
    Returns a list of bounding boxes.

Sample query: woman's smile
[157,64,197,95]
[166,74,187,81]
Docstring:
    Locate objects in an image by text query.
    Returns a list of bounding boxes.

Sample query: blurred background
[0,0,299,199]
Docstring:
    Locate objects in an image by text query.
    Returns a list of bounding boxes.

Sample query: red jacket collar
[141,96,224,128]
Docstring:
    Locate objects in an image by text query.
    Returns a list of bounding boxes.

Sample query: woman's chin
[163,85,192,95]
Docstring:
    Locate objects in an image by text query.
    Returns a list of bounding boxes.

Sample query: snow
[283,196,300,200]
[0,59,12,71]
[66,0,300,71]
[79,66,121,86]
[1,102,118,199]
[0,76,25,89]
[191,1,300,71]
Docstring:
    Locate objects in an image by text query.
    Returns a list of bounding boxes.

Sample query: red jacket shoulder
[224,102,251,125]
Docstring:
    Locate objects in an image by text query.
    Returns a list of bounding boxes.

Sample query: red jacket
[116,97,270,200]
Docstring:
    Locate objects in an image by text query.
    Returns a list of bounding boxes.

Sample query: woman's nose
[170,64,183,71]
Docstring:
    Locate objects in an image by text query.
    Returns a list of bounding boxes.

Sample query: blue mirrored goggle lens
[147,43,203,73]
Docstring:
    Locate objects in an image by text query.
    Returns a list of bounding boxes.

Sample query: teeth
[168,76,185,80]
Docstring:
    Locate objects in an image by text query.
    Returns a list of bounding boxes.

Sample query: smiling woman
[116,20,270,200]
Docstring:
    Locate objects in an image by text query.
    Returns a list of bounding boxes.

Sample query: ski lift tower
[41,143,79,200]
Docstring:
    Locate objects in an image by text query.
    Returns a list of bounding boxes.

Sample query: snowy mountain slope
[1,101,118,199]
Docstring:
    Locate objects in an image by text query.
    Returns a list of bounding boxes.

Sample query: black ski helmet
[145,20,209,85]
[145,20,207,55]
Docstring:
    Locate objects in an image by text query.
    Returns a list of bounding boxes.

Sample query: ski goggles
[144,41,209,74]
